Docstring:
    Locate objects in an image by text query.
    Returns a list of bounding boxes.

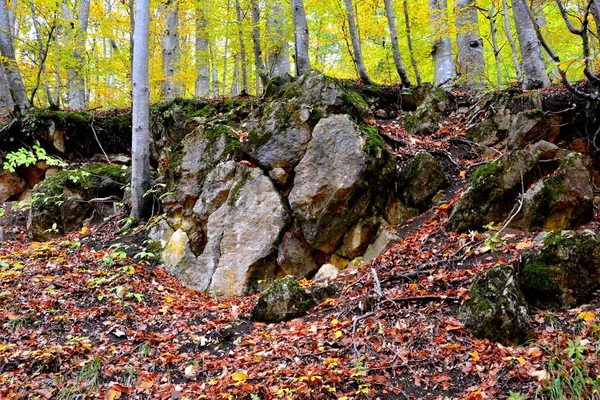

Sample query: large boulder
[398,151,449,211]
[277,228,318,279]
[520,230,600,309]
[251,276,316,323]
[510,153,593,231]
[0,171,27,202]
[243,71,371,172]
[446,150,539,232]
[27,164,130,241]
[162,165,290,297]
[507,111,562,150]
[363,227,401,264]
[458,265,532,345]
[289,115,395,253]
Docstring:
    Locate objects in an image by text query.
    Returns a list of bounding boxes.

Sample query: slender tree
[502,0,522,81]
[383,0,410,86]
[251,0,268,87]
[429,0,456,87]
[195,1,210,97]
[0,0,30,113]
[512,0,550,88]
[68,0,91,111]
[234,0,248,93]
[267,0,291,77]
[161,0,180,101]
[403,0,422,85]
[131,0,151,223]
[455,0,486,89]
[342,0,372,84]
[291,0,310,75]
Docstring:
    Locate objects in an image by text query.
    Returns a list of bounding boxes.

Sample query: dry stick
[386,295,460,303]
[89,117,111,164]
[352,311,374,357]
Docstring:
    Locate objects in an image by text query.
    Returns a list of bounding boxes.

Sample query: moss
[308,107,325,124]
[469,159,506,199]
[342,91,369,121]
[227,168,252,206]
[188,106,213,118]
[524,108,544,118]
[163,142,185,188]
[362,126,391,160]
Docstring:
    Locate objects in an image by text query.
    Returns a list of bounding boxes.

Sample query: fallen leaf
[577,311,595,322]
[515,241,532,250]
[232,370,248,383]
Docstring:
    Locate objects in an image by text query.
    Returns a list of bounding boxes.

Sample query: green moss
[362,125,392,161]
[342,91,369,121]
[188,106,213,118]
[164,142,185,188]
[228,168,252,206]
[308,107,325,124]
[521,262,558,299]
[543,231,563,247]
[524,108,543,118]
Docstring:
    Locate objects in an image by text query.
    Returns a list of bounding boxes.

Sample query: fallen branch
[386,295,460,303]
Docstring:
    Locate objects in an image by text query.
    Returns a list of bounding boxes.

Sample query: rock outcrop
[397,151,449,211]
[458,265,532,345]
[251,276,316,323]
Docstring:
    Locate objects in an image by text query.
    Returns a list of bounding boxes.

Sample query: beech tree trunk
[403,0,422,85]
[131,0,151,222]
[455,0,486,89]
[68,0,91,111]
[251,0,268,88]
[234,0,248,93]
[502,0,522,80]
[342,0,372,84]
[267,1,291,77]
[591,0,600,46]
[512,0,550,88]
[0,0,30,113]
[195,1,210,97]
[291,0,310,75]
[161,1,180,101]
[383,0,410,86]
[488,1,503,86]
[429,0,456,88]
[0,65,14,109]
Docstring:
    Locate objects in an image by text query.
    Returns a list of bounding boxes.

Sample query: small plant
[44,223,60,234]
[3,141,67,173]
[482,222,506,252]
[79,356,102,387]
[507,392,527,400]
[139,341,151,359]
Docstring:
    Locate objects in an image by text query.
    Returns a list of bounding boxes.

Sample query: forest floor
[1,114,600,400]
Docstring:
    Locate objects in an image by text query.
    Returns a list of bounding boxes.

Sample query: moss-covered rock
[446,150,539,232]
[251,276,316,323]
[510,152,593,231]
[27,164,130,241]
[403,85,455,135]
[458,265,532,345]
[398,151,449,211]
[520,230,600,309]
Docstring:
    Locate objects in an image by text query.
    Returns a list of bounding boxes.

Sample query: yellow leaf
[80,226,90,235]
[207,379,218,385]
[252,355,262,362]
[505,356,527,366]
[515,242,532,250]
[232,371,248,383]
[578,311,596,322]
[165,295,173,303]
[105,388,121,400]
[468,351,480,360]
[334,330,343,339]
[330,319,339,326]
[459,170,467,179]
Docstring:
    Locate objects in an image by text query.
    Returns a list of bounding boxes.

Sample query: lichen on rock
[251,276,316,323]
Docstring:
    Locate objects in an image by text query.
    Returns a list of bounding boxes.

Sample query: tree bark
[0,0,30,113]
[267,0,291,77]
[251,0,268,88]
[342,0,372,84]
[131,0,151,222]
[488,0,503,86]
[290,0,310,75]
[383,0,410,86]
[502,0,522,81]
[195,1,210,97]
[234,0,248,93]
[429,0,456,88]
[403,0,422,85]
[590,0,600,46]
[0,64,14,109]
[68,0,91,111]
[161,1,180,101]
[512,0,550,88]
[455,0,486,89]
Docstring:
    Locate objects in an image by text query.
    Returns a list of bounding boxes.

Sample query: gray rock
[510,153,593,231]
[467,118,501,147]
[529,140,559,160]
[336,217,382,260]
[384,197,419,225]
[398,151,449,211]
[507,111,562,150]
[403,86,455,134]
[269,167,289,187]
[314,264,340,283]
[251,276,316,323]
[277,229,317,279]
[520,230,600,309]
[446,150,539,232]
[363,228,401,263]
[289,115,395,253]
[458,265,532,345]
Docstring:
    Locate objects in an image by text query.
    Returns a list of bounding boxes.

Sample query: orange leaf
[515,242,532,250]
[104,388,121,400]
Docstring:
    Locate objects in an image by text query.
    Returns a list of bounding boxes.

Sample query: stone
[277,229,317,279]
[520,230,600,309]
[328,254,350,269]
[458,265,532,345]
[314,264,340,283]
[269,167,289,187]
[0,171,27,202]
[446,150,539,232]
[398,151,449,211]
[509,153,593,231]
[251,276,316,323]
[403,86,455,135]
[375,109,388,119]
[336,217,382,260]
[467,118,501,147]
[24,161,48,188]
[384,197,419,225]
[363,228,401,264]
[529,140,559,160]
[311,283,340,303]
[289,115,395,253]
[507,111,562,150]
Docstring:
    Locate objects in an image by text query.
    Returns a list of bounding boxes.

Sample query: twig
[371,267,383,297]
[385,295,460,303]
[352,311,374,358]
[90,117,111,164]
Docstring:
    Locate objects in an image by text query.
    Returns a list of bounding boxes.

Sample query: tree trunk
[290,0,310,75]
[342,0,372,84]
[131,0,151,222]
[0,0,30,113]
[489,1,503,86]
[267,1,291,77]
[455,0,486,89]
[251,0,268,88]
[403,0,422,85]
[234,0,248,93]
[429,0,456,88]
[502,0,522,80]
[222,0,231,96]
[68,0,91,111]
[0,65,14,109]
[231,54,240,96]
[512,0,550,88]
[161,1,180,101]
[383,0,410,86]
[29,0,55,107]
[590,0,600,46]
[195,1,210,97]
